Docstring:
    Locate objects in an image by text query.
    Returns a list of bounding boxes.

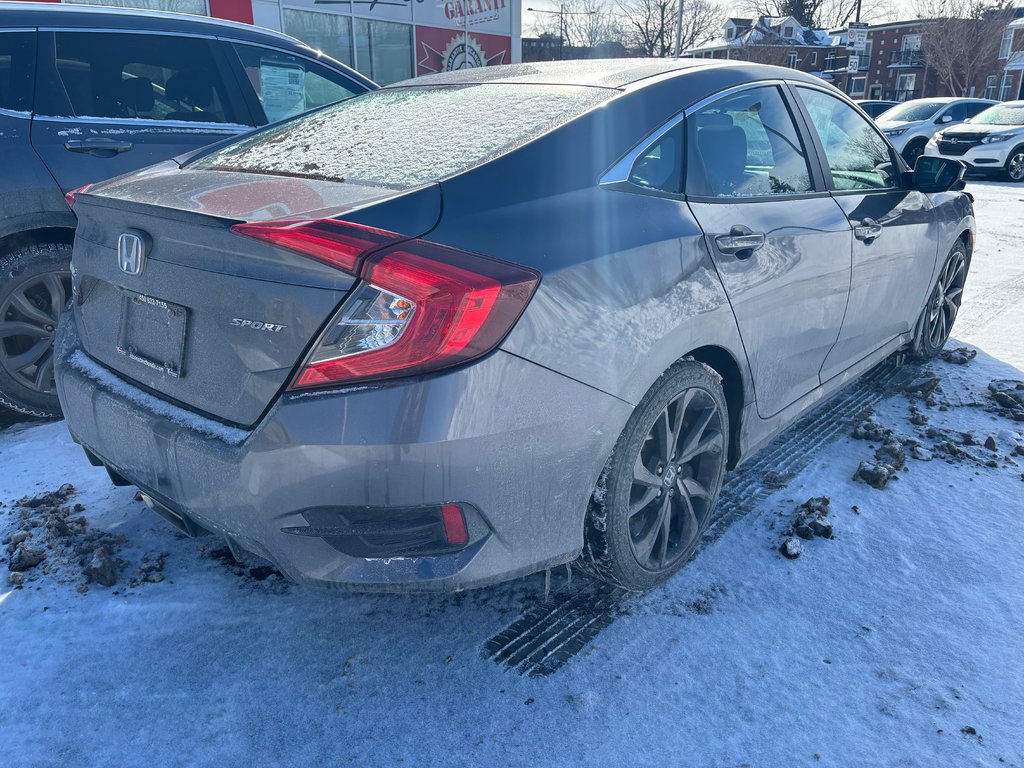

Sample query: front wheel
[580,362,729,591]
[902,140,927,167]
[910,240,968,361]
[1005,148,1024,183]
[0,242,72,418]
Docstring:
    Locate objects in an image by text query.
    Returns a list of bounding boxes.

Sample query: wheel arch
[683,345,745,470]
[0,226,75,259]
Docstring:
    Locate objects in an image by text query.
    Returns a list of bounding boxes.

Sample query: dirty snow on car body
[193,85,610,188]
[2,182,1024,767]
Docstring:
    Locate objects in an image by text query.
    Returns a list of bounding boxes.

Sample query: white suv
[877,98,996,165]
[924,101,1024,183]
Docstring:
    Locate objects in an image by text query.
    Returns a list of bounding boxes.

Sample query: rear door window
[232,44,362,124]
[0,31,34,114]
[685,85,814,198]
[41,32,246,125]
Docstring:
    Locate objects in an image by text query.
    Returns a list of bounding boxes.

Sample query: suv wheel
[1005,148,1024,183]
[902,139,927,166]
[580,361,729,591]
[911,240,968,361]
[0,243,72,418]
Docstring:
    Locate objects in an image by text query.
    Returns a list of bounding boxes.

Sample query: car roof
[404,58,829,91]
[0,1,297,47]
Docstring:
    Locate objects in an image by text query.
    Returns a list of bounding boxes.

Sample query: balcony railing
[889,50,924,67]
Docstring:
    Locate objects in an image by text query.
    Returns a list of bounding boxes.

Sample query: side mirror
[938,114,953,123]
[913,155,966,192]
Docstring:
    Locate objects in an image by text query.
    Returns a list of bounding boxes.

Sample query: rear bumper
[54,316,630,592]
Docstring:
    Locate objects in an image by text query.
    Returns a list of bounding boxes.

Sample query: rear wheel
[0,243,72,418]
[581,362,729,591]
[1005,148,1024,183]
[911,240,967,361]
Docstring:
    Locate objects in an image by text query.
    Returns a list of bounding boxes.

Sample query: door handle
[64,138,134,156]
[715,226,765,259]
[854,218,883,242]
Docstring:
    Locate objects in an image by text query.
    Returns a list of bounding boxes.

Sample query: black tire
[1005,148,1024,183]
[580,361,729,591]
[0,242,72,418]
[910,240,968,361]
[902,140,927,167]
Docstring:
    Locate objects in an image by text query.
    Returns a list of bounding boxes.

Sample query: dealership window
[233,44,362,123]
[283,9,354,68]
[999,28,1013,59]
[848,76,866,96]
[1000,72,1014,101]
[353,19,413,85]
[69,0,207,14]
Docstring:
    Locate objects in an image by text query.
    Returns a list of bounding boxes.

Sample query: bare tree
[618,0,725,57]
[736,0,889,28]
[529,0,624,49]
[912,0,1016,96]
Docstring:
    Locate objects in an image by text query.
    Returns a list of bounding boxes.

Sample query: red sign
[415,25,511,76]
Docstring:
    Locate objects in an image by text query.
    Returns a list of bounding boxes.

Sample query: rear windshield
[189,84,610,188]
[970,102,1024,126]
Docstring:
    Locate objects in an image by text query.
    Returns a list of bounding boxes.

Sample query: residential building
[686,15,841,76]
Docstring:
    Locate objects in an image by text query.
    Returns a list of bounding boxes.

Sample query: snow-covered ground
[2,181,1023,768]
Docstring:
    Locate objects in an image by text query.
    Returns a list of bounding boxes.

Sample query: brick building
[687,14,1024,104]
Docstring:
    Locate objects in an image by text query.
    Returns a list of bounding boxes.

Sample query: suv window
[967,101,992,118]
[233,44,360,123]
[44,32,244,124]
[685,86,813,198]
[796,87,899,191]
[0,31,34,113]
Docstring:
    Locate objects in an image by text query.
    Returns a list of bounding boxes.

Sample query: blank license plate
[116,290,188,378]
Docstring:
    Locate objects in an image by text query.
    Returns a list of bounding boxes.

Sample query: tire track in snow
[483,357,921,678]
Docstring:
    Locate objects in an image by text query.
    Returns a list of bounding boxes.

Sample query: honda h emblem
[117,233,146,276]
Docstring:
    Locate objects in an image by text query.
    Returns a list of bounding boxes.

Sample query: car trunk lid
[69,167,441,427]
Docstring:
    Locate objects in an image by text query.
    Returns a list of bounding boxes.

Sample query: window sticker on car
[260,61,306,123]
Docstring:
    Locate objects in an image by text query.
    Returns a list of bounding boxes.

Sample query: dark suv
[0,2,375,417]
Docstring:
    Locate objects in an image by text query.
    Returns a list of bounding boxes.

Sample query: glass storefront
[282,9,354,69]
[353,18,413,85]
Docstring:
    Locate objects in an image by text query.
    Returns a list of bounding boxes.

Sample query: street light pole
[527,5,597,61]
[674,0,685,58]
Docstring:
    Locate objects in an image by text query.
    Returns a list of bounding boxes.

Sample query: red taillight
[65,183,93,208]
[230,217,539,389]
[231,219,403,274]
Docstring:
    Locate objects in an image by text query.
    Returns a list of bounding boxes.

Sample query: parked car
[855,99,898,119]
[54,60,974,593]
[875,97,995,165]
[924,100,1024,182]
[0,2,375,418]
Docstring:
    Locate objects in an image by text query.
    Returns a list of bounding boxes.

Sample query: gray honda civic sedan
[54,60,974,592]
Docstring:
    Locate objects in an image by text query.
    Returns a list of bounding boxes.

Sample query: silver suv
[877,97,996,165]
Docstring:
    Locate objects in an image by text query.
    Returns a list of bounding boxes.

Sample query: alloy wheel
[0,271,70,395]
[627,387,725,572]
[926,250,966,349]
[1008,151,1024,182]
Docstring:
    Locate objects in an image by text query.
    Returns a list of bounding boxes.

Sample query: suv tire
[0,242,72,418]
